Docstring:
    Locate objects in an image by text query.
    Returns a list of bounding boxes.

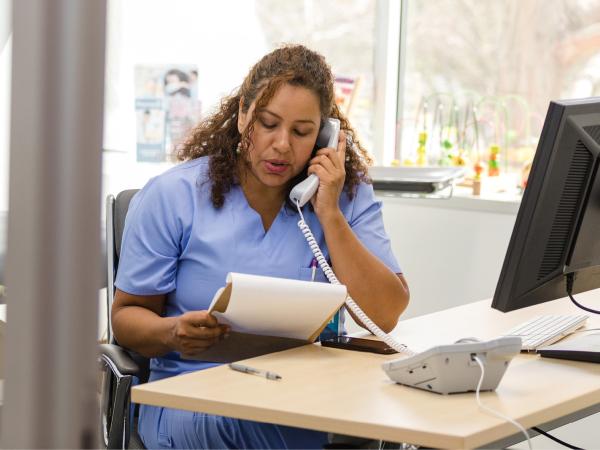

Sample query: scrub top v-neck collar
[233,185,296,256]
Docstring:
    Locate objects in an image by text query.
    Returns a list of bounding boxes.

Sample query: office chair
[98,189,149,450]
[97,190,401,450]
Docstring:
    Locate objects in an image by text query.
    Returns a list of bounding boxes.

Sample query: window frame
[373,0,402,165]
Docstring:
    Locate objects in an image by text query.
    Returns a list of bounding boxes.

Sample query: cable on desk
[573,327,600,334]
[566,274,600,315]
[472,355,532,450]
[531,427,583,450]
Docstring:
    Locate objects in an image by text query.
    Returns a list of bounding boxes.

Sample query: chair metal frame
[99,190,147,450]
[106,194,116,343]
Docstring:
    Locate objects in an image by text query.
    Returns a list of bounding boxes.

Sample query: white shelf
[376,186,521,215]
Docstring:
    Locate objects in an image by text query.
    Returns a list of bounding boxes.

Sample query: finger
[183,336,222,351]
[180,339,220,356]
[181,324,226,339]
[313,149,342,172]
[180,341,218,359]
[337,130,347,167]
[310,154,337,174]
[314,147,337,159]
[307,164,330,180]
[183,310,219,328]
[316,143,345,171]
[337,130,346,151]
[179,339,225,358]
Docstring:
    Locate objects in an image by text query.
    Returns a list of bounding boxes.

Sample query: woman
[112,44,409,449]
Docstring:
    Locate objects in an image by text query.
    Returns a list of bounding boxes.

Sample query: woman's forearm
[112,305,176,358]
[319,210,409,332]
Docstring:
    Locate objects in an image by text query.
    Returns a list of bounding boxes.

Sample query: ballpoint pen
[228,363,282,380]
[310,257,318,282]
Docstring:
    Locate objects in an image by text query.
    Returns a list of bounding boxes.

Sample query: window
[396,0,600,194]
[103,0,387,197]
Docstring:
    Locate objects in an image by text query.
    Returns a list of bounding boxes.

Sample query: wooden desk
[132,291,600,449]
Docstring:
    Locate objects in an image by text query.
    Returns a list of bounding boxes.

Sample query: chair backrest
[107,190,149,377]
[106,189,139,343]
[113,189,140,272]
[102,189,149,449]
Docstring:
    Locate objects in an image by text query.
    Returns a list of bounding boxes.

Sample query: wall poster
[135,65,201,162]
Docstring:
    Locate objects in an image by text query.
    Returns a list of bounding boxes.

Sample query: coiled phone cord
[296,203,542,448]
[295,201,415,356]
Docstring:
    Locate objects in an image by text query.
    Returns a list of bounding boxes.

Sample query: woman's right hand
[168,311,230,358]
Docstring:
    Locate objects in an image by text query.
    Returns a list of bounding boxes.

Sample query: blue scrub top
[115,156,401,379]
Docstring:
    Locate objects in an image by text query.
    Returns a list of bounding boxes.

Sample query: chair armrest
[99,343,147,449]
[99,343,141,377]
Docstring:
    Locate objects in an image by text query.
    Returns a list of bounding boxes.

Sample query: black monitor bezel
[492,98,600,312]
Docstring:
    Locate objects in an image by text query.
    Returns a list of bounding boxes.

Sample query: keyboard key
[502,315,588,351]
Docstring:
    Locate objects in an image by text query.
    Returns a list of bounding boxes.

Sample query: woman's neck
[237,163,288,230]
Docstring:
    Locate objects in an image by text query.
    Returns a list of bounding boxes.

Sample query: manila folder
[195,272,347,363]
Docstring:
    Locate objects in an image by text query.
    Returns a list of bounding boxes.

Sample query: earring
[236,142,241,155]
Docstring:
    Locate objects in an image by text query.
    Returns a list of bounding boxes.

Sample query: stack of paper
[195,272,347,363]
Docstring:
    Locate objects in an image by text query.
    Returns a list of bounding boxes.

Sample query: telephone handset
[289,118,341,207]
[289,118,414,356]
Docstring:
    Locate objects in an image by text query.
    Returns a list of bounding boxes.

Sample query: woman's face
[238,83,321,192]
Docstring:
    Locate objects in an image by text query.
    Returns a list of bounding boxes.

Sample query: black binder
[538,332,600,363]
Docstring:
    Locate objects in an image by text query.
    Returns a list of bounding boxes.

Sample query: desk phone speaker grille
[538,141,592,280]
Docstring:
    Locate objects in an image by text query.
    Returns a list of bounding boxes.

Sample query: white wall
[380,195,518,319]
[343,194,518,330]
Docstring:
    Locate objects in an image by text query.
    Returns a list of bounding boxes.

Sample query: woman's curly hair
[177,44,373,209]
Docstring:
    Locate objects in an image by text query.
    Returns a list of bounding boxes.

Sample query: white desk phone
[288,118,521,395]
[289,118,342,207]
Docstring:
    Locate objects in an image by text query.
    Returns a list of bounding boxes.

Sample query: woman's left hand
[307,130,347,220]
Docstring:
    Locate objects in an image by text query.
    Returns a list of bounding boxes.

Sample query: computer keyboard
[501,315,588,351]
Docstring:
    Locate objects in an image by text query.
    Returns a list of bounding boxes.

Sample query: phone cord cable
[296,201,414,356]
[472,355,532,450]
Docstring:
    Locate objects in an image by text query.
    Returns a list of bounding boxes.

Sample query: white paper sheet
[208,272,347,340]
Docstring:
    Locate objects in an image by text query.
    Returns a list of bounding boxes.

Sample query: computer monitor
[492,97,600,313]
